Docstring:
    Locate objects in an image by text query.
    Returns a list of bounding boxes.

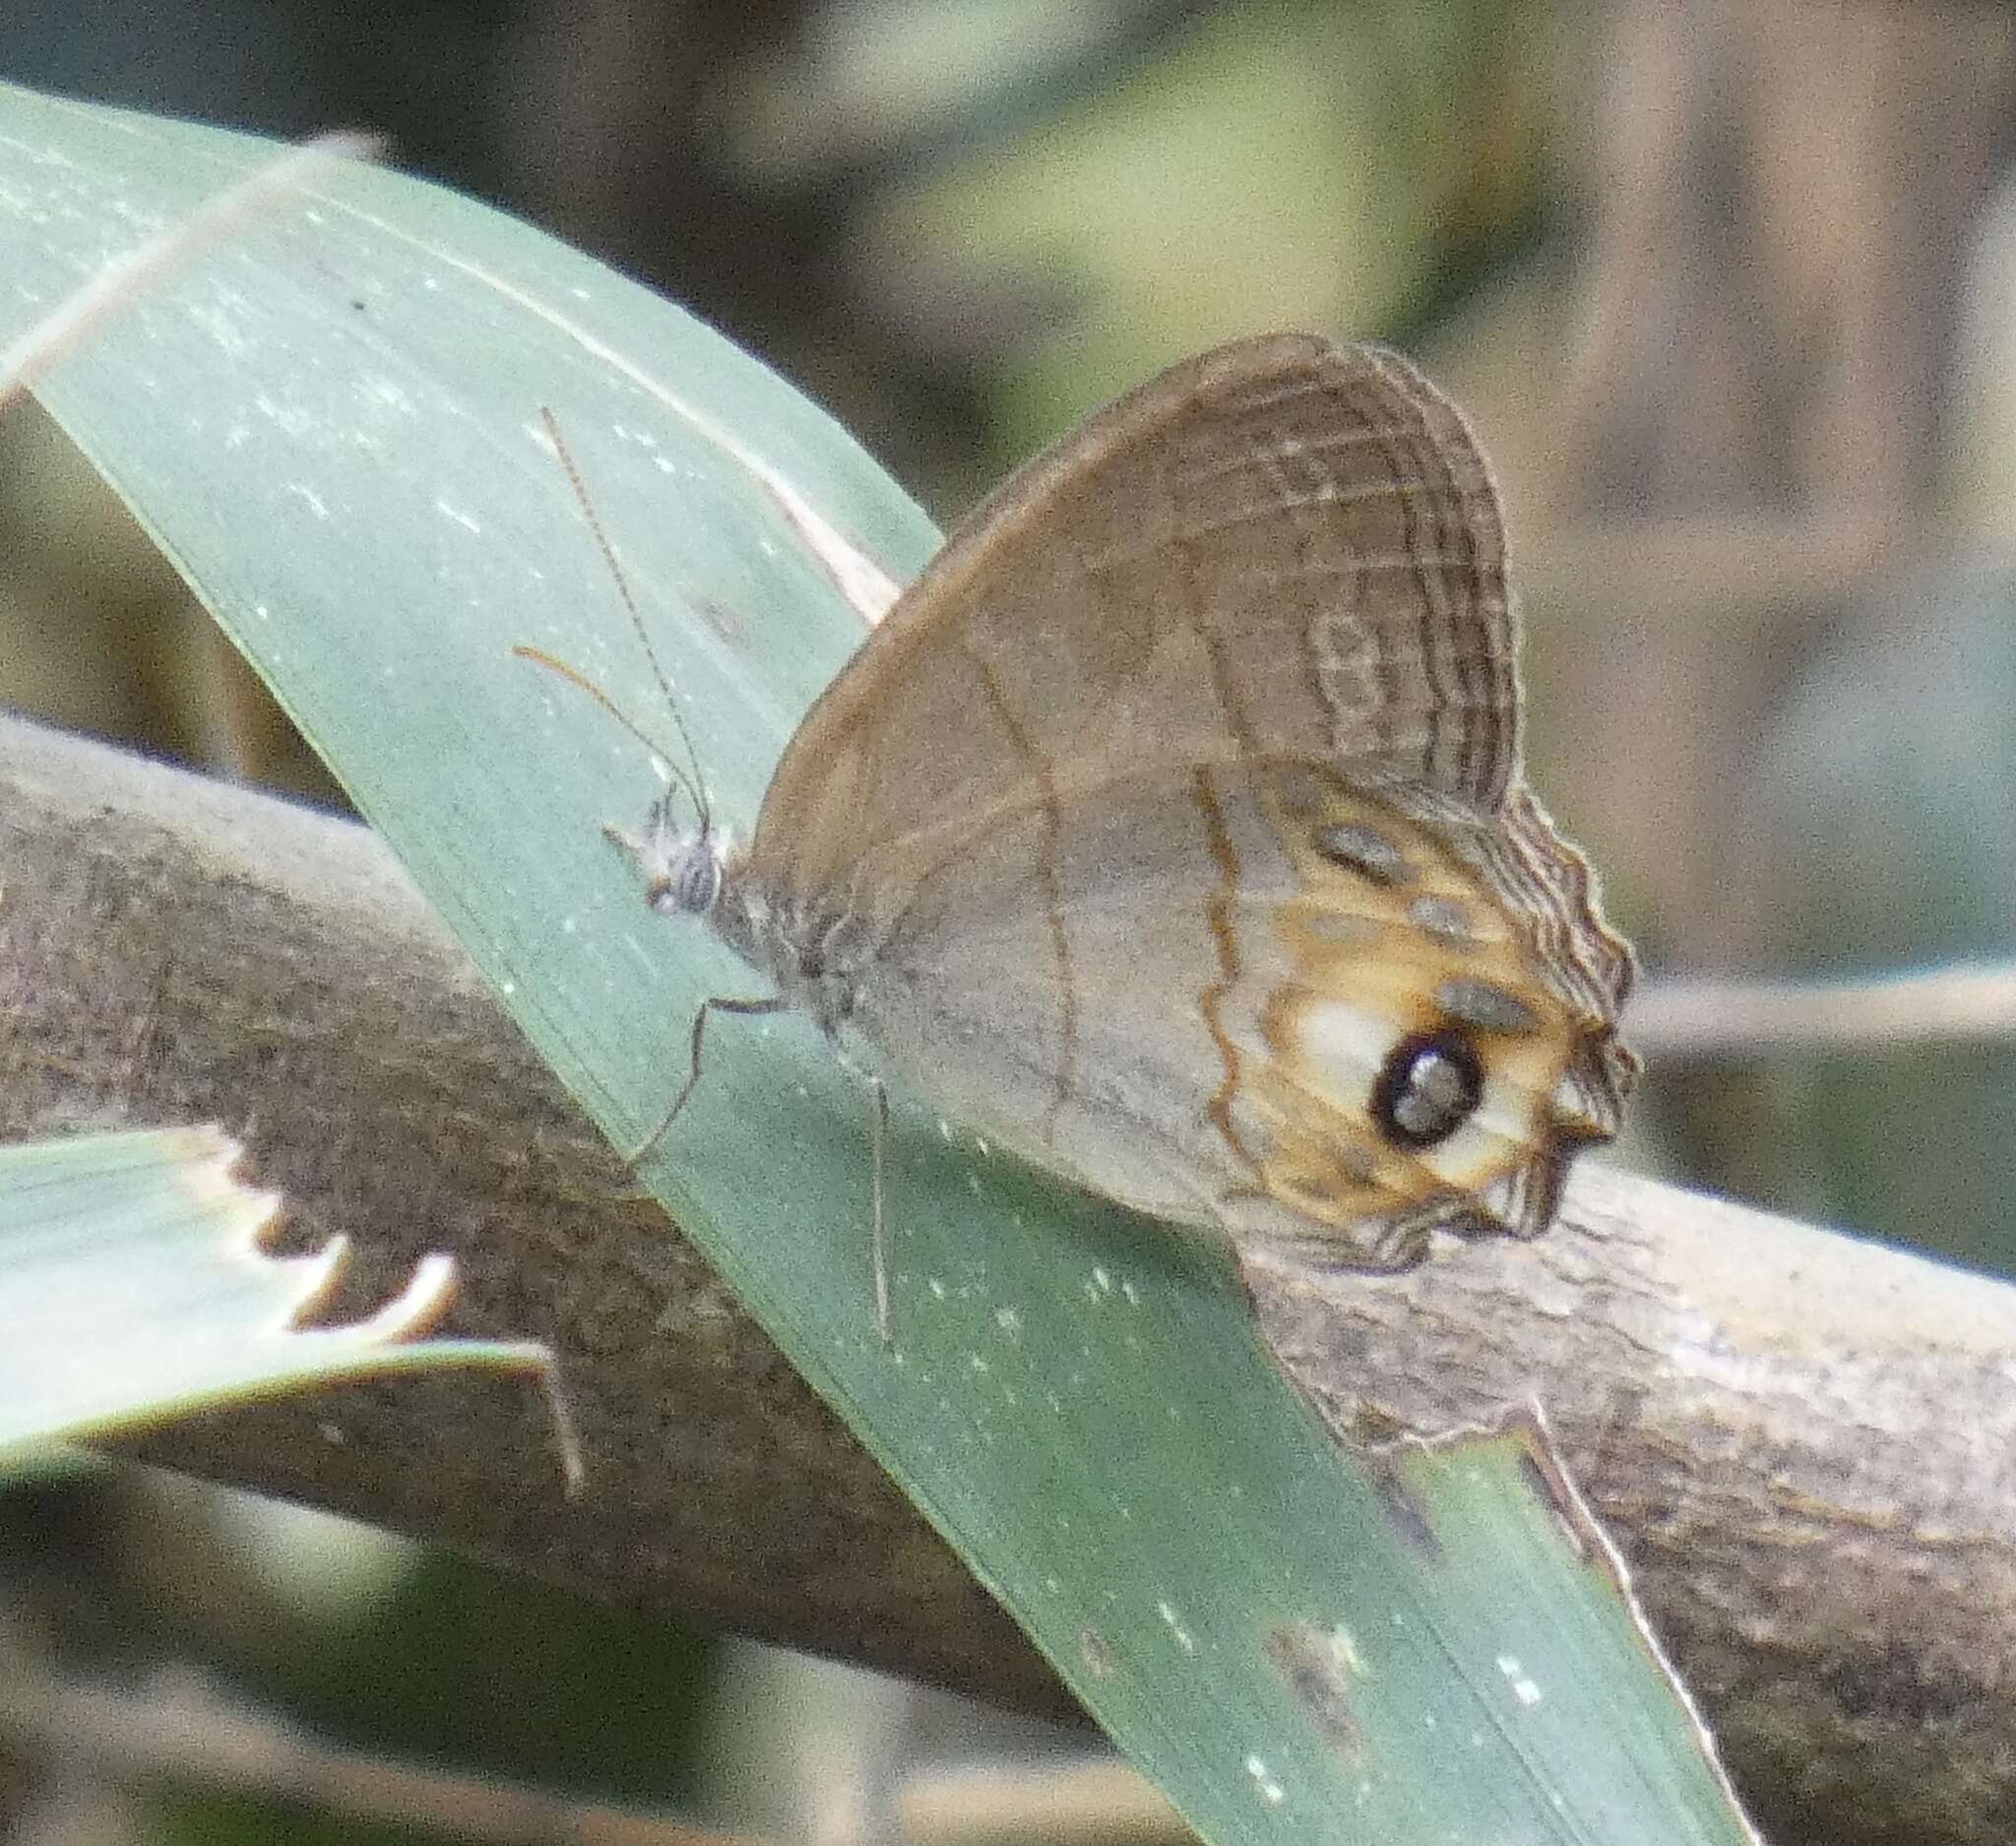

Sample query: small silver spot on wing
[1313,822,1413,886]
[1407,894,1475,947]
[1372,1031,1483,1148]
[1392,1052,1471,1139]
[1435,977,1541,1035]
[1550,1064,1619,1138]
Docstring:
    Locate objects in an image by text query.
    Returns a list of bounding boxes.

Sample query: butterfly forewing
[745,336,1518,907]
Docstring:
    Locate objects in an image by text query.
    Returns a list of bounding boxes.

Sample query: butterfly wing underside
[745,334,1635,1267]
[755,335,1521,887]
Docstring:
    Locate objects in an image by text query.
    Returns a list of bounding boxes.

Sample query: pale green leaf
[0,1124,563,1460]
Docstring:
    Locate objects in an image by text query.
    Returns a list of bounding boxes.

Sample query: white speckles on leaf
[1245,1754,1285,1805]
[1497,1653,1543,1707]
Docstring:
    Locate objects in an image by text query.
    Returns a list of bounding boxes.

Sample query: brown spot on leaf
[1264,1624,1363,1759]
[695,595,749,650]
[1370,1461,1442,1560]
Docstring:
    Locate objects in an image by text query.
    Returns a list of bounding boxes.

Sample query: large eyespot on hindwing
[1370,1028,1483,1150]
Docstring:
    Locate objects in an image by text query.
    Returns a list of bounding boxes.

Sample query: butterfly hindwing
[849,756,1622,1268]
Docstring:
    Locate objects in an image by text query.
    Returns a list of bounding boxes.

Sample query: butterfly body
[614,333,1636,1276]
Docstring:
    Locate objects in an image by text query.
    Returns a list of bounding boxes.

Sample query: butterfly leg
[626,993,786,1167]
[871,1074,892,1344]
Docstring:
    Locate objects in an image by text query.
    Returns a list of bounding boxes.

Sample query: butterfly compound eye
[648,845,723,918]
[668,842,725,915]
[1371,1030,1483,1150]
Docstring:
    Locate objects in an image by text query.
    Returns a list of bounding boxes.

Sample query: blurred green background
[5,1,2015,1840]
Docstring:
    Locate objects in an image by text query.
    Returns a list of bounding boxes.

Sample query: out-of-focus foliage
[1705,568,2016,1278]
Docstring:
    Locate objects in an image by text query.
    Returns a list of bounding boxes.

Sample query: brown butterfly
[574,335,1635,1317]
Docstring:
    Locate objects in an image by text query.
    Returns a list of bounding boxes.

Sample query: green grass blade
[0,84,1756,1843]
[0,1125,561,1457]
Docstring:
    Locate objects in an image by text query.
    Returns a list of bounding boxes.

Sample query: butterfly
[556,333,1636,1328]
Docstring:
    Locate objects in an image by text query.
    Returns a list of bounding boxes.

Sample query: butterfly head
[510,644,728,921]
[606,792,727,921]
[515,423,730,925]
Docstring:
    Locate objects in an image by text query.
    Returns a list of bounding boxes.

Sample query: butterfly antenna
[513,645,673,757]
[538,405,714,833]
